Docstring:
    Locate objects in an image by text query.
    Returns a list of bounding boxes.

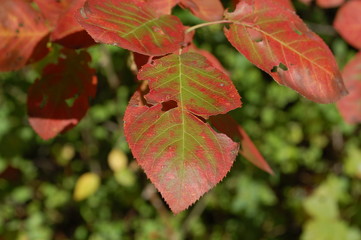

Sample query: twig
[142,184,179,240]
[99,45,121,89]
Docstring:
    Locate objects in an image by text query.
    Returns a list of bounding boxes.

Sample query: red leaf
[33,0,72,27]
[27,50,97,140]
[0,0,50,72]
[179,0,224,21]
[224,0,347,103]
[337,52,361,124]
[143,0,179,16]
[26,34,51,65]
[50,0,95,49]
[52,30,95,49]
[316,0,344,8]
[334,0,361,50]
[188,46,230,75]
[76,0,185,56]
[232,0,294,11]
[124,52,241,213]
[210,114,273,174]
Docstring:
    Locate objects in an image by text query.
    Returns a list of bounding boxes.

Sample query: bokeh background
[1,1,360,239]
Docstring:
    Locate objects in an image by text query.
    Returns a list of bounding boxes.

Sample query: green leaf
[302,219,361,240]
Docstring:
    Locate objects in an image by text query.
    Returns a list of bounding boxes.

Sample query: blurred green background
[1,1,361,239]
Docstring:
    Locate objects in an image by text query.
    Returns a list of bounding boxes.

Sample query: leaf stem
[185,20,233,33]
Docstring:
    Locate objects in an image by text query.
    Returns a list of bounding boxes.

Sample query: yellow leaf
[73,172,100,201]
[107,149,128,172]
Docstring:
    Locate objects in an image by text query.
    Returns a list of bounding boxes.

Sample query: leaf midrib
[178,54,186,205]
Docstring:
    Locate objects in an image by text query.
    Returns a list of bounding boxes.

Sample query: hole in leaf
[65,94,79,107]
[271,63,288,73]
[271,66,278,73]
[40,95,48,108]
[161,100,178,111]
[279,63,288,71]
[195,115,207,123]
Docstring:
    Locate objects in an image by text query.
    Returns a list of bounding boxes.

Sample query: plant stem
[185,20,233,33]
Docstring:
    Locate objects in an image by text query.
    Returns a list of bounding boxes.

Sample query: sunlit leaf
[337,52,361,124]
[210,114,273,174]
[304,175,349,218]
[334,0,361,50]
[343,145,361,179]
[73,172,100,201]
[302,175,357,240]
[124,52,241,213]
[0,0,50,72]
[224,0,347,103]
[304,192,339,219]
[27,50,97,140]
[76,0,185,56]
[179,0,224,21]
[302,219,360,240]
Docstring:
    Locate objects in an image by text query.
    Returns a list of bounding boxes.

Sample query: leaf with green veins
[140,52,241,117]
[76,0,185,56]
[124,52,241,213]
[224,0,347,103]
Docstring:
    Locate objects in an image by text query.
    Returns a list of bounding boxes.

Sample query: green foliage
[1,1,361,240]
